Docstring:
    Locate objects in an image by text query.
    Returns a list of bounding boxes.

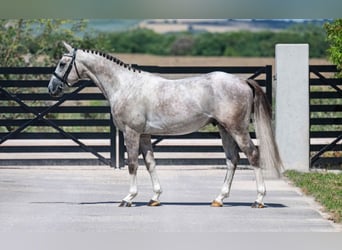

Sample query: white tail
[247,79,283,178]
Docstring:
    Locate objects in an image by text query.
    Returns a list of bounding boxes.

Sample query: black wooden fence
[1,65,340,168]
[309,65,341,168]
[0,65,272,167]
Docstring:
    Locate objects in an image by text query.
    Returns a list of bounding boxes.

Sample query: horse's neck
[81,54,136,97]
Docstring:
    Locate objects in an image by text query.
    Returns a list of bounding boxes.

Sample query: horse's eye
[59,62,66,68]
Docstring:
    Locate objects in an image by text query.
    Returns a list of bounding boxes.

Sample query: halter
[53,48,81,87]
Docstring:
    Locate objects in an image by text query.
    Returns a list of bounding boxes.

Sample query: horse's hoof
[118,200,132,207]
[251,202,266,208]
[147,200,161,207]
[211,200,223,207]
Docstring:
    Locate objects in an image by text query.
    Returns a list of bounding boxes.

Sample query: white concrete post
[275,44,309,172]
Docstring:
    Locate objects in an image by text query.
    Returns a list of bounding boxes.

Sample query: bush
[170,35,195,55]
[81,26,328,58]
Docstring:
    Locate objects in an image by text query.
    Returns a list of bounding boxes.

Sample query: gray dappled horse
[48,42,283,208]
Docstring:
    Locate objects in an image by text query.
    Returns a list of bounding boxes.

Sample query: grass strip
[284,170,342,223]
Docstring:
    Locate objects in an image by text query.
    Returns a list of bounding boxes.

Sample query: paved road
[0,166,340,232]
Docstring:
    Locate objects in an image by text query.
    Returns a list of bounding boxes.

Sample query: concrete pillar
[275,44,309,172]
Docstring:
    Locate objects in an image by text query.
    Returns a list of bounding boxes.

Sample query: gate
[0,67,116,167]
[0,65,272,168]
[309,65,342,168]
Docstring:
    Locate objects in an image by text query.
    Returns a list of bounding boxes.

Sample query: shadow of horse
[32,201,286,208]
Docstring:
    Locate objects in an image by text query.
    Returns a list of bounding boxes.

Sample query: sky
[0,0,341,19]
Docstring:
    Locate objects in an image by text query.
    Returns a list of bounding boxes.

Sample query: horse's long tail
[246,79,283,178]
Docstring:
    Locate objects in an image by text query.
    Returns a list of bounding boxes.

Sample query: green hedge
[82,27,328,58]
[0,20,329,69]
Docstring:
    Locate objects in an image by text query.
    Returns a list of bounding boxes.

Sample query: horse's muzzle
[48,78,64,97]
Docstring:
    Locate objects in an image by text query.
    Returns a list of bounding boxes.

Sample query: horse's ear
[62,41,73,53]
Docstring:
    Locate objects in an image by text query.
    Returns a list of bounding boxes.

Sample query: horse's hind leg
[231,131,266,208]
[140,135,162,206]
[212,125,239,207]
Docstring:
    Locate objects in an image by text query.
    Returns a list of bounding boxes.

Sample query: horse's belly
[144,115,210,135]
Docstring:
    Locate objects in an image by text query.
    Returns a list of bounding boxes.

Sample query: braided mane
[82,49,141,73]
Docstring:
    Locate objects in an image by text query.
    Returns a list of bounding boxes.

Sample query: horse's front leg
[119,127,140,207]
[140,135,162,206]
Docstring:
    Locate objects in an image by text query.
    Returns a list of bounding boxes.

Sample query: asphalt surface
[0,165,340,232]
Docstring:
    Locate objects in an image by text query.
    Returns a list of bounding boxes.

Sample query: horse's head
[48,42,82,97]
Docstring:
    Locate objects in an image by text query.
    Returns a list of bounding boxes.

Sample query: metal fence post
[118,131,125,168]
[110,114,116,168]
[265,65,273,104]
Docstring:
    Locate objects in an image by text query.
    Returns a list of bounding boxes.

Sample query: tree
[324,19,342,76]
[0,19,87,132]
[0,19,87,68]
[0,19,29,67]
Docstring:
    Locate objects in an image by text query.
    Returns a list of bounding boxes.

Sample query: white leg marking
[145,151,162,202]
[121,127,140,205]
[253,167,266,204]
[214,159,236,205]
[122,173,138,203]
